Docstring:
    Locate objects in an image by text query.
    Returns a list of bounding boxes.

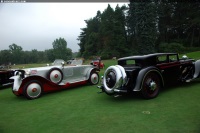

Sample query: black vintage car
[0,69,15,87]
[98,53,200,99]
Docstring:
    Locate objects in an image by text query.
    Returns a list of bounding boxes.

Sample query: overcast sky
[0,3,128,52]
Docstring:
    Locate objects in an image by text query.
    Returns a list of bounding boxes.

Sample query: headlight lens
[25,69,30,75]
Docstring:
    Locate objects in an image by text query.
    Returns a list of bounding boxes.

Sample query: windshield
[53,59,65,66]
[71,59,83,65]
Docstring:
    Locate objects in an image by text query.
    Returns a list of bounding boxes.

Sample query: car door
[156,54,181,83]
[63,66,87,83]
[72,66,85,81]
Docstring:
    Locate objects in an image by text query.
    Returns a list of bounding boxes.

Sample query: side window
[157,55,167,64]
[169,55,178,62]
[126,60,135,65]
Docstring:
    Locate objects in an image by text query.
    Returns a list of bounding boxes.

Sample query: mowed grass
[183,51,200,60]
[1,53,200,133]
[1,81,200,133]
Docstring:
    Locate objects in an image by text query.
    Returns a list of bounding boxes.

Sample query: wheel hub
[32,88,37,92]
[54,74,58,78]
[149,81,157,91]
[106,71,116,88]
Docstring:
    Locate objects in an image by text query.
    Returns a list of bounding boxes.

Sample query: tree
[44,49,54,62]
[9,43,23,64]
[0,50,12,65]
[52,37,72,60]
[128,0,157,54]
[113,4,129,57]
[156,0,174,45]
[78,4,130,59]
[78,11,102,58]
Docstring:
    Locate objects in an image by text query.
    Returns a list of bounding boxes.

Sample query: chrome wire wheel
[23,80,43,100]
[141,72,160,99]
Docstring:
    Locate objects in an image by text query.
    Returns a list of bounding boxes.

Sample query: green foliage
[183,47,200,53]
[78,4,129,59]
[158,43,186,54]
[52,37,72,60]
[0,38,73,65]
[0,50,12,64]
[9,43,23,64]
[134,1,157,54]
[78,1,200,59]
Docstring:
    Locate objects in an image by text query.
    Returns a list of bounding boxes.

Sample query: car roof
[118,53,177,61]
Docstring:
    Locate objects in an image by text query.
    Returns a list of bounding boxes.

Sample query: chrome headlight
[25,69,31,75]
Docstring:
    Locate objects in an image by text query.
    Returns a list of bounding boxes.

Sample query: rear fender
[86,67,100,80]
[133,66,164,91]
[193,59,200,79]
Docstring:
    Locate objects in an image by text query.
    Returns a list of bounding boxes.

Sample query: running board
[2,82,13,86]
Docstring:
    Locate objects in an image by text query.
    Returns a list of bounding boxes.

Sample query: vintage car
[98,53,200,99]
[90,59,105,69]
[0,69,15,87]
[10,59,100,99]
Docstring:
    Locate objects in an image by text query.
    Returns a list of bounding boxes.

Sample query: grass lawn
[0,80,200,133]
[1,53,200,133]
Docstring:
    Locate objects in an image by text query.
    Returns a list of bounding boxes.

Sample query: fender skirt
[133,66,164,91]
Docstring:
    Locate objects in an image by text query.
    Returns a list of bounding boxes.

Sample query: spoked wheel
[141,72,161,99]
[89,72,99,85]
[23,80,43,100]
[47,68,63,84]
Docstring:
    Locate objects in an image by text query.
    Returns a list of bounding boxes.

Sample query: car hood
[23,66,61,71]
[22,66,63,75]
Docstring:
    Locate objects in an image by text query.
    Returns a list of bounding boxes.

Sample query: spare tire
[103,65,127,95]
[116,65,127,86]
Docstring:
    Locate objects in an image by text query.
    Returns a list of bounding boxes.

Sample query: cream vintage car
[10,59,99,99]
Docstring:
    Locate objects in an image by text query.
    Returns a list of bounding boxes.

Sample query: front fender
[86,67,100,79]
[10,75,22,92]
[13,75,59,95]
[133,66,164,91]
[194,59,200,79]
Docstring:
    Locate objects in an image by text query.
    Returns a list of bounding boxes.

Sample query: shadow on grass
[9,83,93,101]
[98,78,200,103]
[8,78,200,102]
[161,78,200,93]
[98,92,145,103]
[0,84,12,90]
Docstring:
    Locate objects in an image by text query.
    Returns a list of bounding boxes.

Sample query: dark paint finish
[100,53,198,99]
